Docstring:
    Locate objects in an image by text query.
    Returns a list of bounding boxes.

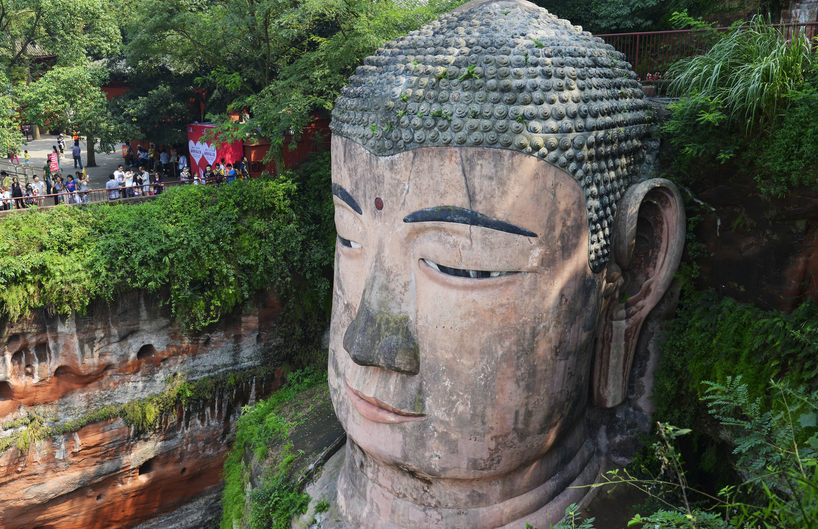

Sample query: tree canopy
[0,0,461,158]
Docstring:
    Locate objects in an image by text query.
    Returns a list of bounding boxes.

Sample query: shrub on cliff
[0,155,334,331]
[654,290,818,430]
[662,14,818,196]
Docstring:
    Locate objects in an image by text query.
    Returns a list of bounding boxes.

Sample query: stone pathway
[19,134,126,189]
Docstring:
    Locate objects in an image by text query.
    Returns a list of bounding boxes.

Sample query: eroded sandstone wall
[0,289,286,528]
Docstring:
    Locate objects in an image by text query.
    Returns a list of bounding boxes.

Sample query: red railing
[598,22,818,81]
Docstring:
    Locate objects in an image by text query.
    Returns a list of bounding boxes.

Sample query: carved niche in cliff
[319,1,687,527]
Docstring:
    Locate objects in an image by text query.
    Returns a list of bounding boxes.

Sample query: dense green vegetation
[654,291,818,429]
[531,0,765,34]
[542,380,818,529]
[0,155,334,331]
[663,15,818,197]
[0,0,462,161]
[221,367,328,529]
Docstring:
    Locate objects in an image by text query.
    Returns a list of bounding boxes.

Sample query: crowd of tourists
[0,136,253,209]
[105,157,251,200]
[0,170,90,209]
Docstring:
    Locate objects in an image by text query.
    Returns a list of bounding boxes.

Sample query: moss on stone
[0,363,286,454]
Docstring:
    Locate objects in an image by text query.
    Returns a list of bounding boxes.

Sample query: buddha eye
[338,235,362,249]
[421,259,517,279]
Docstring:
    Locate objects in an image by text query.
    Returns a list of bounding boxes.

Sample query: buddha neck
[334,416,600,529]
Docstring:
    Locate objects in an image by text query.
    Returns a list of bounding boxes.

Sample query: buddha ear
[592,179,685,408]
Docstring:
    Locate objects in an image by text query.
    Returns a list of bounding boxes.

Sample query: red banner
[186,124,243,176]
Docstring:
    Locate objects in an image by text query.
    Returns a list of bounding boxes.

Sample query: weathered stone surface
[690,181,818,312]
[0,289,285,528]
[325,131,684,529]
[331,0,655,271]
[323,3,686,526]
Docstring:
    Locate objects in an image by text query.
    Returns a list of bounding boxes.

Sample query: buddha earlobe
[592,179,686,408]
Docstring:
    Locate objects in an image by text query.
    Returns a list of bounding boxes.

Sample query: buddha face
[328,135,604,479]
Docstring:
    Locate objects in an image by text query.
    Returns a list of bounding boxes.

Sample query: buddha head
[326,0,685,527]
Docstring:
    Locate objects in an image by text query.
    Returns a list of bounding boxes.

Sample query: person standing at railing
[180,167,190,184]
[238,156,250,180]
[123,170,134,198]
[64,175,77,204]
[106,174,120,200]
[24,183,34,207]
[9,175,23,209]
[53,176,64,204]
[1,186,10,210]
[139,166,151,195]
[152,171,164,195]
[32,176,45,206]
[114,165,126,195]
[203,164,214,185]
[132,170,143,197]
[77,171,89,203]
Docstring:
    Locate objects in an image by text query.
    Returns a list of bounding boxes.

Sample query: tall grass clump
[667,15,813,131]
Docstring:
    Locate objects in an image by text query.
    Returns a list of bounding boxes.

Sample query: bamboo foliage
[668,16,813,131]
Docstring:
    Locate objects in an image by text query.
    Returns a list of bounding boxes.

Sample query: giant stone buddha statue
[320,0,686,527]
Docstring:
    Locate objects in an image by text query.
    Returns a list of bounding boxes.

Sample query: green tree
[19,65,135,166]
[0,0,121,70]
[0,73,23,155]
[123,0,460,159]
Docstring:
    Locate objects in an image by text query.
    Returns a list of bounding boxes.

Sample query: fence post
[634,33,640,77]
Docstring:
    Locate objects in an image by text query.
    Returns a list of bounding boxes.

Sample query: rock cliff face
[690,180,818,312]
[0,289,286,528]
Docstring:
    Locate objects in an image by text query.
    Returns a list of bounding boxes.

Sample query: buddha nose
[342,272,419,376]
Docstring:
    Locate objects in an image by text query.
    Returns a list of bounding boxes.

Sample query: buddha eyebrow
[403,206,538,237]
[332,183,362,215]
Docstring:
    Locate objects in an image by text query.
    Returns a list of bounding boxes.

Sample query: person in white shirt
[114,165,125,184]
[1,186,11,210]
[31,176,45,206]
[124,170,134,198]
[178,154,187,173]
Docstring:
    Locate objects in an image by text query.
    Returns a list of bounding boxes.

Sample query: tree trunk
[86,135,97,167]
[32,124,40,141]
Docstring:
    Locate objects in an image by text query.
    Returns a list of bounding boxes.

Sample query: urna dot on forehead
[331,0,654,272]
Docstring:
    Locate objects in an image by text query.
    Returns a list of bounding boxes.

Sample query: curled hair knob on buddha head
[331,0,653,271]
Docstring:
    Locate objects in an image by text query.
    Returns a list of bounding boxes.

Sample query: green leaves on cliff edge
[0,156,334,330]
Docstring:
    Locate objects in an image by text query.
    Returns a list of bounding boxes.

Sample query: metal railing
[598,22,818,80]
[0,177,248,213]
